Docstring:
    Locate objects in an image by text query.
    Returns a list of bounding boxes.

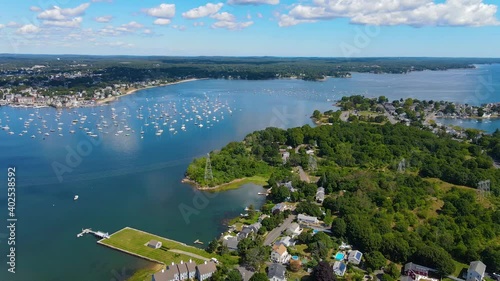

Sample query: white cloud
[92,0,113,2]
[95,15,113,23]
[279,0,499,27]
[143,29,152,34]
[0,24,4,29]
[16,24,41,34]
[172,25,187,31]
[121,21,144,29]
[211,20,254,30]
[144,3,176,19]
[43,17,83,28]
[211,12,236,22]
[193,21,205,27]
[30,6,42,12]
[98,21,145,36]
[182,3,224,19]
[38,3,91,21]
[95,41,134,48]
[6,21,19,28]
[154,18,172,25]
[257,13,263,18]
[228,0,279,5]
[278,14,316,27]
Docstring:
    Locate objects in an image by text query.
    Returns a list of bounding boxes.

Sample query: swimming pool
[292,256,299,260]
[334,252,345,260]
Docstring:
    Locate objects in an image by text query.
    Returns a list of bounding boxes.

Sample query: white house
[333,261,347,276]
[271,244,291,264]
[297,214,319,224]
[147,240,162,249]
[268,263,287,281]
[467,261,486,281]
[348,250,363,265]
[286,222,302,237]
[196,261,217,281]
[275,236,294,247]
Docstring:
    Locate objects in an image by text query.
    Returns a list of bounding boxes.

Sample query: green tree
[207,239,219,253]
[312,261,336,281]
[225,269,242,281]
[249,273,268,281]
[365,251,386,271]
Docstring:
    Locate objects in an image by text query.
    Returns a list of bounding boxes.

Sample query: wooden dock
[77,228,110,239]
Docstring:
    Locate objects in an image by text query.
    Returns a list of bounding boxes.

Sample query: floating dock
[77,228,110,239]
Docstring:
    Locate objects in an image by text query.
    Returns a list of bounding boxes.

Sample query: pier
[77,228,110,239]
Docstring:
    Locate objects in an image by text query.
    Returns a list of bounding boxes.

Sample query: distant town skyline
[1,0,500,57]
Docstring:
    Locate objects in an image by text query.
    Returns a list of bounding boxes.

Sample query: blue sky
[0,0,499,57]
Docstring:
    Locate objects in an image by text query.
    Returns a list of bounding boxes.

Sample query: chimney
[204,261,207,264]
[181,260,183,264]
[189,259,192,263]
[161,269,164,273]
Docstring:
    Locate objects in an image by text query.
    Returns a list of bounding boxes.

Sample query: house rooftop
[268,263,286,279]
[272,244,288,256]
[469,261,486,276]
[153,267,178,281]
[197,261,217,275]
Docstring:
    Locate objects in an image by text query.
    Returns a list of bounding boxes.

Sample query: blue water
[0,65,499,281]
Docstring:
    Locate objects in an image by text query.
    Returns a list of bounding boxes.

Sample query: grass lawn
[452,260,468,278]
[100,227,216,265]
[288,270,312,281]
[126,265,162,281]
[207,175,270,192]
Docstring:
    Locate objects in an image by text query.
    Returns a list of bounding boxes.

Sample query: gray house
[467,261,486,281]
[147,240,162,249]
[196,261,217,281]
[268,263,287,281]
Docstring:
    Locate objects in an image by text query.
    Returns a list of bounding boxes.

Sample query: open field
[99,227,215,265]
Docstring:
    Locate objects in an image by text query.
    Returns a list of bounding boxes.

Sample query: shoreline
[181,176,269,192]
[96,78,204,105]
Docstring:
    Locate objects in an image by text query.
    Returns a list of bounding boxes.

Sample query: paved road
[169,249,209,261]
[379,105,397,125]
[298,166,310,183]
[264,215,296,246]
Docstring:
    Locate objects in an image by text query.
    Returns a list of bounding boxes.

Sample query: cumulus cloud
[228,0,279,5]
[279,0,499,27]
[143,29,152,34]
[43,17,83,28]
[212,20,254,30]
[98,21,145,36]
[211,12,236,22]
[144,3,176,19]
[193,21,205,27]
[95,41,134,48]
[154,18,172,25]
[6,22,19,28]
[38,3,91,21]
[0,24,4,29]
[30,6,42,12]
[95,15,113,23]
[172,25,187,31]
[182,3,224,19]
[16,24,41,34]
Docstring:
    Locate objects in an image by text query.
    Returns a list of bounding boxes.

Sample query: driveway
[264,215,296,246]
[298,166,310,183]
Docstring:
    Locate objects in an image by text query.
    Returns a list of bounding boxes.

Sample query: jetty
[77,228,110,239]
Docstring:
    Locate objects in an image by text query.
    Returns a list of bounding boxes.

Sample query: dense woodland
[187,113,500,275]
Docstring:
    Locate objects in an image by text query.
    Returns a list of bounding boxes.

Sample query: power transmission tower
[308,154,317,172]
[477,180,491,199]
[398,158,406,173]
[204,153,213,182]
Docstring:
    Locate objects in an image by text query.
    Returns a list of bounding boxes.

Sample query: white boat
[74,195,79,201]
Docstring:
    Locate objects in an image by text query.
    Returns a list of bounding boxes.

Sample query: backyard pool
[335,252,345,260]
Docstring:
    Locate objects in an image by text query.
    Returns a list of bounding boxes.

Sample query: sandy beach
[96,78,204,105]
